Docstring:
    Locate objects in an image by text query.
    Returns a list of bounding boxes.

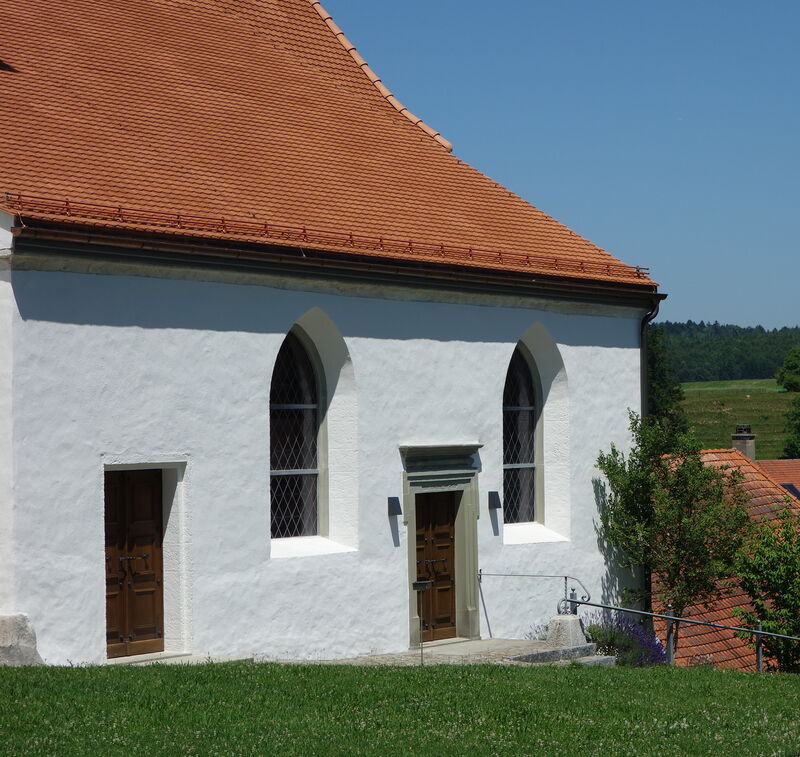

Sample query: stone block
[0,614,44,666]
[546,615,589,648]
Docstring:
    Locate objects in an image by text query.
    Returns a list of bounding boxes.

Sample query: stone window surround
[502,343,544,525]
[269,309,359,558]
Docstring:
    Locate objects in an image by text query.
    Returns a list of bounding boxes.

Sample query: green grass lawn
[3,662,800,756]
[682,378,795,459]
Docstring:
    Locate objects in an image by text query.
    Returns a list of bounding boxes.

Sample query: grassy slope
[682,378,795,459]
[3,663,800,756]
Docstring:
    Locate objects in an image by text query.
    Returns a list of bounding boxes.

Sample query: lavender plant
[584,610,667,666]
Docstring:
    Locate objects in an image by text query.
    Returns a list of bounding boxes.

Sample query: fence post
[665,604,675,666]
[570,588,578,615]
[756,621,763,673]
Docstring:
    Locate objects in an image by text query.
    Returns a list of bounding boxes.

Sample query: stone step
[107,652,254,666]
[509,643,597,664]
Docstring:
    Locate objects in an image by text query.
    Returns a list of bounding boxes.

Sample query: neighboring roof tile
[698,449,800,521]
[755,459,800,489]
[0,0,656,288]
[653,448,800,671]
[654,584,758,672]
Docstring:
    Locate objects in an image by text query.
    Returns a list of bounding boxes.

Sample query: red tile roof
[700,449,800,522]
[0,0,656,289]
[755,459,800,489]
[653,449,800,671]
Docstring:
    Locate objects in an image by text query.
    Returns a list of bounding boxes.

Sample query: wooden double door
[416,491,458,642]
[105,470,165,658]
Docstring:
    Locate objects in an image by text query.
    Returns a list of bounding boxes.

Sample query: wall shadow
[13,268,638,348]
[592,477,644,611]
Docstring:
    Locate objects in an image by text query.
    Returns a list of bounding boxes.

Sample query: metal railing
[478,569,800,672]
[478,569,592,613]
[567,595,800,672]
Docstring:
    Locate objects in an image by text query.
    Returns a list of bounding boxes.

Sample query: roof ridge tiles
[307,0,453,152]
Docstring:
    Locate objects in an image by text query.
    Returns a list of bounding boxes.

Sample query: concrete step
[107,652,254,666]
[510,642,597,664]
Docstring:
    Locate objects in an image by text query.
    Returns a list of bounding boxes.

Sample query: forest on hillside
[653,321,800,383]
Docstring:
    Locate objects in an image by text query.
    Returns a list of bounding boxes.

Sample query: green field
[682,378,795,459]
[3,662,800,756]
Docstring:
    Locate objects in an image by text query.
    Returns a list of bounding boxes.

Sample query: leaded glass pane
[270,408,317,471]
[503,349,536,408]
[270,474,318,538]
[270,333,317,406]
[503,408,535,464]
[503,348,537,523]
[270,331,319,538]
[503,467,535,524]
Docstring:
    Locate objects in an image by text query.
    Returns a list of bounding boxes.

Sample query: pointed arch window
[270,332,320,538]
[502,348,539,523]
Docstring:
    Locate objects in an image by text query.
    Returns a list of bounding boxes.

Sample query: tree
[782,395,800,459]
[734,507,800,673]
[596,412,751,651]
[776,346,800,392]
[646,326,688,434]
[654,321,800,383]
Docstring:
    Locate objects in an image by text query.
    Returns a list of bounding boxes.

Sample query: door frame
[103,460,189,659]
[401,444,481,647]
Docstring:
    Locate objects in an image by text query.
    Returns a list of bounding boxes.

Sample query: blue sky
[323,1,799,329]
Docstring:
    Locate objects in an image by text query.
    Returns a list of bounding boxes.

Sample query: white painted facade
[1,245,645,665]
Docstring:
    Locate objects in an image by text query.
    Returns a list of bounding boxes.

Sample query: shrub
[596,409,751,657]
[782,395,800,459]
[584,611,667,666]
[734,507,800,673]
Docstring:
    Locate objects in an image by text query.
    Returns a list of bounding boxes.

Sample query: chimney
[731,424,756,460]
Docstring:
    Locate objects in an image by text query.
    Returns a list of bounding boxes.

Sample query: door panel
[415,491,457,642]
[104,470,164,658]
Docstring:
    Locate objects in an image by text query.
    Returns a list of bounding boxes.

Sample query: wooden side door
[105,470,164,658]
[415,491,457,642]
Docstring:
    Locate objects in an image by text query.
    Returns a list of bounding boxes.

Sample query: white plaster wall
[10,261,644,663]
[0,211,14,614]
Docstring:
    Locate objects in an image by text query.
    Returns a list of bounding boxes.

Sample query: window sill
[503,522,568,545]
[270,536,357,559]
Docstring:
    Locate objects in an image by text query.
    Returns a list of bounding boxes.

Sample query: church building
[0,0,661,663]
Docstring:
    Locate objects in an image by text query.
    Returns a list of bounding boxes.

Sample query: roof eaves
[307,0,453,152]
[2,193,659,287]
